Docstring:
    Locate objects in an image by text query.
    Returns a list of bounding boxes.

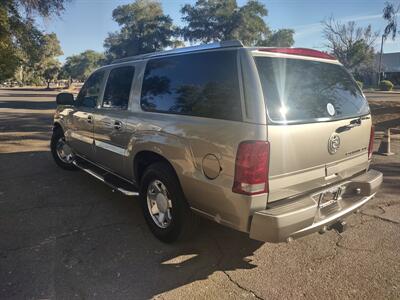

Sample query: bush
[379,80,394,91]
[356,80,363,89]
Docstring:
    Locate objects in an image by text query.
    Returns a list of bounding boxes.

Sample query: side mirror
[56,93,74,105]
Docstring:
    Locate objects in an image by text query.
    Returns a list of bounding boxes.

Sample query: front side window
[102,66,135,109]
[75,71,105,108]
[254,56,370,124]
[140,50,242,121]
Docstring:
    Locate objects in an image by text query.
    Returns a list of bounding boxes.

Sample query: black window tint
[75,71,104,108]
[255,57,370,124]
[140,51,242,121]
[102,66,135,109]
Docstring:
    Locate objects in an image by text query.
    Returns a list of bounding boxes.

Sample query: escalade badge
[328,133,341,154]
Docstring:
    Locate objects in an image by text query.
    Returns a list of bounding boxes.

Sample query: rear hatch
[253,51,372,202]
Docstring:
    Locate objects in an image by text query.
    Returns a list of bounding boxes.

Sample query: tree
[0,0,68,82]
[322,17,378,72]
[12,0,69,17]
[36,33,63,78]
[378,2,399,83]
[44,65,60,88]
[17,32,63,85]
[104,0,179,61]
[383,1,399,40]
[180,0,266,44]
[180,0,294,46]
[0,44,19,82]
[257,29,295,47]
[61,50,105,81]
[0,5,20,82]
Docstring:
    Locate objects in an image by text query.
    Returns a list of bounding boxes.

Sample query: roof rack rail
[112,40,243,64]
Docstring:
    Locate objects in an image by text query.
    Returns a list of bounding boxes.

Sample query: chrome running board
[72,160,139,196]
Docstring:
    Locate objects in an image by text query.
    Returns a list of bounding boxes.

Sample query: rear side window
[140,50,242,121]
[75,71,105,108]
[102,66,135,109]
[254,57,370,124]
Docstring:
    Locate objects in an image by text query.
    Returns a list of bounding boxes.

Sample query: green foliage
[0,4,20,81]
[356,80,363,89]
[257,29,295,47]
[379,80,394,91]
[16,32,63,85]
[61,50,105,81]
[15,0,68,17]
[43,64,60,88]
[180,0,294,46]
[41,33,63,58]
[235,0,269,45]
[383,2,399,40]
[180,0,267,44]
[0,0,67,83]
[104,0,179,61]
[0,44,19,82]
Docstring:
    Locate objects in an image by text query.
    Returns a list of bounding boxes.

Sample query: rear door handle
[114,120,123,130]
[87,115,93,123]
[335,117,362,133]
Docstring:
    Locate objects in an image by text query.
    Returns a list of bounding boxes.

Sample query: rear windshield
[254,56,370,124]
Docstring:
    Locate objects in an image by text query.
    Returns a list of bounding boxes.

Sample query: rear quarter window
[140,50,242,121]
[254,56,370,124]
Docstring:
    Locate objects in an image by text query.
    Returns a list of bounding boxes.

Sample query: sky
[37,0,400,63]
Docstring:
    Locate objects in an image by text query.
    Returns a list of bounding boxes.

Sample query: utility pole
[378,34,385,86]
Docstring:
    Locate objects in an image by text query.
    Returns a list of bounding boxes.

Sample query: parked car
[51,41,382,243]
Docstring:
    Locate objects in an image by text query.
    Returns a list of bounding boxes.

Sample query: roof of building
[378,52,400,73]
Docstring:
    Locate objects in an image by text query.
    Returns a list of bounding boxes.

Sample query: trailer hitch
[329,220,347,233]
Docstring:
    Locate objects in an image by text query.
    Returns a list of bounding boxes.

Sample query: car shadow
[375,117,400,131]
[370,162,400,193]
[0,150,264,299]
[0,100,56,110]
[369,103,400,115]
[0,112,53,133]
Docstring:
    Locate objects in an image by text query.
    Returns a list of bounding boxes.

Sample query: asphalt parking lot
[0,88,399,299]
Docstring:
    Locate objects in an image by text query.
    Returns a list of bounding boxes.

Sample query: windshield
[254,56,370,124]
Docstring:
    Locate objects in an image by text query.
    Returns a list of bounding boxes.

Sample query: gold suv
[51,41,383,243]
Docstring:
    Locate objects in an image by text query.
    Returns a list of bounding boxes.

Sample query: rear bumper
[249,169,383,243]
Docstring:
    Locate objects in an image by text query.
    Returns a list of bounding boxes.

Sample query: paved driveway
[365,91,400,131]
[0,88,399,299]
[364,91,400,103]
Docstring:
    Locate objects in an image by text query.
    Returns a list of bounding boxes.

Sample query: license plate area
[318,186,343,209]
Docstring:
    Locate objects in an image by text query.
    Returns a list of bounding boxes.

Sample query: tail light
[368,127,374,159]
[232,141,270,195]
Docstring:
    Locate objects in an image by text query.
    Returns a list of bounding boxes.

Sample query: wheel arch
[133,150,179,185]
[53,121,64,133]
[126,131,197,207]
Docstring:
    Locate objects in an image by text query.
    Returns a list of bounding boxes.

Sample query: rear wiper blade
[335,117,362,133]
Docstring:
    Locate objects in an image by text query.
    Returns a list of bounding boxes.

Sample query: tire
[139,161,199,243]
[50,127,77,170]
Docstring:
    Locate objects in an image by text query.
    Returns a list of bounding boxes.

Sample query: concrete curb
[364,91,400,95]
